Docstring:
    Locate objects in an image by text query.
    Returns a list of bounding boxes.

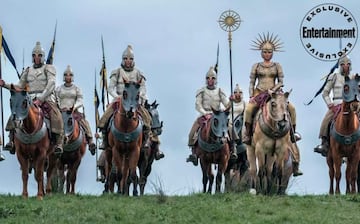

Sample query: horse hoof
[249,188,256,195]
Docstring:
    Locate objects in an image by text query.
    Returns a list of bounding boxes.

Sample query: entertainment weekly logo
[300,3,358,61]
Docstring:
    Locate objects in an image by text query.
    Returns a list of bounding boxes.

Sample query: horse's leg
[246,146,257,193]
[333,157,342,194]
[199,159,208,193]
[17,152,30,199]
[207,164,214,194]
[128,146,140,197]
[326,152,335,194]
[32,147,46,200]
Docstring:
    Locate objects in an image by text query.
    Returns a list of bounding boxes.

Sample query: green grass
[1,193,360,224]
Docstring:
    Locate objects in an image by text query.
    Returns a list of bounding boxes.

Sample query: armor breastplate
[201,88,222,112]
[116,69,143,96]
[57,85,78,109]
[27,66,48,96]
[255,63,278,92]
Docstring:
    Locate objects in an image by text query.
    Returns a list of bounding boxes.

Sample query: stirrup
[88,143,96,155]
[4,142,15,154]
[186,154,198,166]
[155,151,165,160]
[0,153,5,161]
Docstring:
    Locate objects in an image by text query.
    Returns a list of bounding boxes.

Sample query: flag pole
[218,10,241,145]
[94,68,99,181]
[0,26,5,160]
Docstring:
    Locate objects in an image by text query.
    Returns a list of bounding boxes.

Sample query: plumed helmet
[121,45,135,69]
[339,55,352,73]
[32,41,45,64]
[63,65,74,82]
[205,66,217,85]
[234,84,243,93]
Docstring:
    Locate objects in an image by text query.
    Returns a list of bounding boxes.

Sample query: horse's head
[210,107,230,139]
[343,74,360,112]
[145,100,163,136]
[61,110,75,137]
[268,91,290,131]
[10,86,32,123]
[122,80,141,118]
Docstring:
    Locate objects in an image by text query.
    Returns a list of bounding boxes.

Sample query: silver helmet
[338,55,352,74]
[205,66,217,86]
[32,41,45,64]
[121,45,135,69]
[234,84,243,93]
[63,65,74,82]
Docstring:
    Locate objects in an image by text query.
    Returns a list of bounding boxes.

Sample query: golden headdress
[251,32,284,52]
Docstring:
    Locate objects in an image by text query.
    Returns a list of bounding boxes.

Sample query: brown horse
[247,90,291,195]
[107,81,142,195]
[327,75,360,194]
[46,110,87,194]
[9,86,51,200]
[194,108,230,193]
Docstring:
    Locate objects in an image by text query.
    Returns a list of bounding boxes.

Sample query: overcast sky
[1,0,360,196]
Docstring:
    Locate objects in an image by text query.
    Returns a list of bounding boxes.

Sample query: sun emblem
[218,10,241,32]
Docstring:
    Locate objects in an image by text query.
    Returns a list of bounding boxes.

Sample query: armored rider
[0,41,64,155]
[55,65,96,155]
[186,66,238,166]
[97,45,164,160]
[242,33,302,176]
[314,55,353,156]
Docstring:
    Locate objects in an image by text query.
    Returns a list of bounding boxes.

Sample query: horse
[107,80,143,195]
[194,108,230,193]
[8,86,51,200]
[136,100,163,195]
[224,114,249,192]
[46,109,87,194]
[327,75,360,194]
[247,90,292,195]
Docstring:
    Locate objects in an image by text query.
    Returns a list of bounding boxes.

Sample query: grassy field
[1,193,360,224]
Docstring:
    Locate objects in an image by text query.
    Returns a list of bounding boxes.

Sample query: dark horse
[194,108,230,193]
[225,114,249,192]
[106,80,143,195]
[136,100,163,195]
[46,110,87,194]
[327,75,360,194]
[9,86,51,200]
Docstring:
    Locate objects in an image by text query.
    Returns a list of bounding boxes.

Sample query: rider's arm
[322,73,336,107]
[249,63,258,97]
[195,88,207,115]
[108,69,119,99]
[74,85,84,110]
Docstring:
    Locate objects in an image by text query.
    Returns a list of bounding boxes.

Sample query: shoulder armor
[327,72,336,81]
[196,87,206,97]
[45,64,56,75]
